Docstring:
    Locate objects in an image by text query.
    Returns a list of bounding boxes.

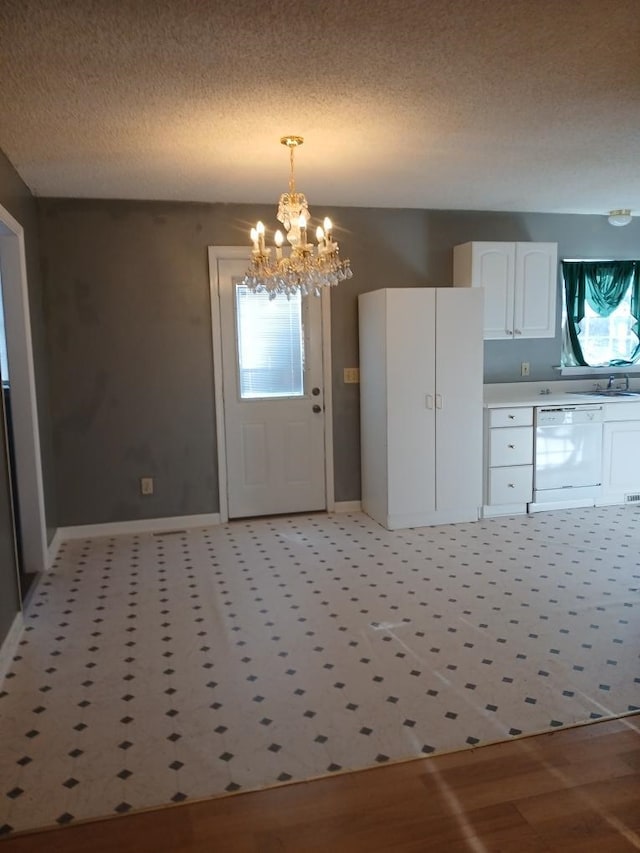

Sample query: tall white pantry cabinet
[359,287,484,530]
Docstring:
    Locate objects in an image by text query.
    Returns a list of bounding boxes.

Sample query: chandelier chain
[289,144,296,195]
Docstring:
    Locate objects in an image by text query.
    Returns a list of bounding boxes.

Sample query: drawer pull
[508,414,515,420]
[508,443,516,449]
[508,483,515,488]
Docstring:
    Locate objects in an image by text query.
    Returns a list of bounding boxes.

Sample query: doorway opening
[0,202,48,602]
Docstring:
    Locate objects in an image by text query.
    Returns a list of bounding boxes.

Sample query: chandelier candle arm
[242,135,352,298]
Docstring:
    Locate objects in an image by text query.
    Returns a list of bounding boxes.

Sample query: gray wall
[0,148,55,646]
[37,199,640,523]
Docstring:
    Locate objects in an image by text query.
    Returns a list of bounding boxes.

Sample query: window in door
[235,284,305,399]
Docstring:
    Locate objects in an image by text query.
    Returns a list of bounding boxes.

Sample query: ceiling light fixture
[243,136,352,298]
[607,209,633,227]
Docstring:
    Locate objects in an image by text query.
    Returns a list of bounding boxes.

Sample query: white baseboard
[0,611,24,686]
[481,503,528,518]
[385,507,479,530]
[528,498,595,513]
[333,501,362,513]
[47,528,62,569]
[57,513,222,542]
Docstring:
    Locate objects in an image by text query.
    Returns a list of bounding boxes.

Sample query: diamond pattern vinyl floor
[1,507,639,836]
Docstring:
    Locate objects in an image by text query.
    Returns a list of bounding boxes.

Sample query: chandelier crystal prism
[242,136,352,298]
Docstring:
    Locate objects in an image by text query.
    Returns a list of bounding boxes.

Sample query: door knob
[311,387,321,396]
[312,404,322,413]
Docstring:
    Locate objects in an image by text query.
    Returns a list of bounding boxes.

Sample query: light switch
[140,477,154,496]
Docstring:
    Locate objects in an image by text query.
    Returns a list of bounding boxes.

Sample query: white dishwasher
[531,404,604,510]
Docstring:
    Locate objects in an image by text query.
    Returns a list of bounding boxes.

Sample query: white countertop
[484,380,640,409]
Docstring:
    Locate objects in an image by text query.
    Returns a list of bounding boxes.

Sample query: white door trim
[208,246,334,523]
[320,279,335,514]
[0,202,48,585]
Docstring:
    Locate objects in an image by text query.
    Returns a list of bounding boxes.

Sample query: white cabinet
[599,403,640,505]
[483,406,533,517]
[453,242,558,340]
[358,287,483,530]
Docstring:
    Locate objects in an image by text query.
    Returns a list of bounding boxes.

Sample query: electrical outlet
[344,367,360,384]
[521,362,530,377]
[140,477,154,496]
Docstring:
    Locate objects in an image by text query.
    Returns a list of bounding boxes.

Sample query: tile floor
[0,507,639,836]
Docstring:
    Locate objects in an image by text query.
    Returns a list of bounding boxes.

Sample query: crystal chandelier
[242,135,352,298]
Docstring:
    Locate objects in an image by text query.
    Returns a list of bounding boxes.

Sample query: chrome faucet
[607,373,630,390]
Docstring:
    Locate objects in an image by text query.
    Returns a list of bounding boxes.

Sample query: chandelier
[242,135,352,298]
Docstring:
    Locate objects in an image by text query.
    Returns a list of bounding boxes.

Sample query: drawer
[488,465,533,505]
[489,407,533,428]
[489,426,533,466]
[603,402,640,422]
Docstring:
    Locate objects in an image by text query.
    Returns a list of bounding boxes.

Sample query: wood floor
[3,714,639,852]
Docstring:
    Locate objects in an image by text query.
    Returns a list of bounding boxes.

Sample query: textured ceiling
[0,0,639,214]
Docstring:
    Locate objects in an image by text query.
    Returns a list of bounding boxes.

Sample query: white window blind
[235,285,304,399]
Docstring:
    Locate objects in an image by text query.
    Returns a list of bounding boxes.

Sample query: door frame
[208,246,335,523]
[0,202,48,587]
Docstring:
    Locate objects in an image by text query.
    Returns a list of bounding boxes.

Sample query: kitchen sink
[566,389,640,397]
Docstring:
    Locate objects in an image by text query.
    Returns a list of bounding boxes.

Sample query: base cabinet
[600,419,640,505]
[359,287,483,530]
[483,406,533,517]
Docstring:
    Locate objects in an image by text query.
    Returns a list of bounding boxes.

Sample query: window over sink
[561,260,640,368]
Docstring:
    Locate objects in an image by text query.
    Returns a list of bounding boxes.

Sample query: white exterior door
[217,258,326,519]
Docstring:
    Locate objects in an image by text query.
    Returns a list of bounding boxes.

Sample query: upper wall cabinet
[453,242,558,340]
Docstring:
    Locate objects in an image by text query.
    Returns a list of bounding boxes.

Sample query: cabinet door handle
[508,483,515,488]
[508,414,515,420]
[506,329,513,336]
[425,394,434,410]
[514,329,522,335]
[508,443,515,449]
[435,394,443,409]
